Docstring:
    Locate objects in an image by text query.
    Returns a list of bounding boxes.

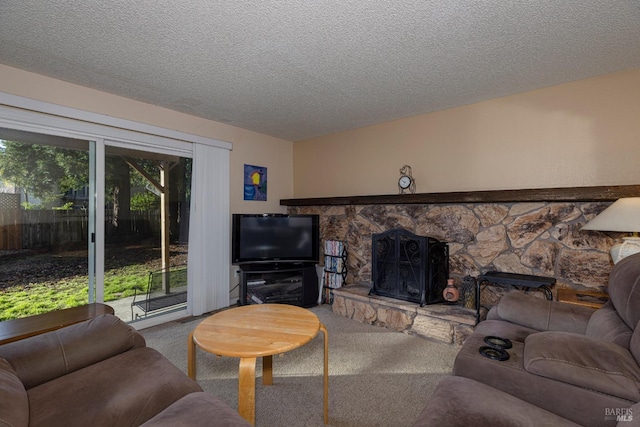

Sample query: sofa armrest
[524,331,640,402]
[0,314,144,389]
[0,357,29,427]
[140,392,251,427]
[492,291,595,333]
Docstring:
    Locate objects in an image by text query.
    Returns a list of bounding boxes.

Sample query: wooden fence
[0,209,161,251]
[20,210,89,249]
[0,209,21,250]
[0,194,21,250]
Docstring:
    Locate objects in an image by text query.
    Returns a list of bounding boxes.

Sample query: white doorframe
[95,139,106,303]
[0,92,231,326]
[88,140,97,302]
[0,92,231,151]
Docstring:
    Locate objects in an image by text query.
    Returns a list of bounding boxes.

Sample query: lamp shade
[581,197,640,232]
[582,197,640,264]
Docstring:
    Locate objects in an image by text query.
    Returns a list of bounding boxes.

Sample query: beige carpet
[139,304,458,427]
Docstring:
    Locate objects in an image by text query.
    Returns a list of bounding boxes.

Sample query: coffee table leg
[262,355,273,385]
[320,322,329,425]
[239,357,257,426]
[188,331,196,380]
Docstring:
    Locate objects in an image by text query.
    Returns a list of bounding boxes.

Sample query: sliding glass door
[0,129,94,320]
[0,94,232,324]
[102,144,191,321]
[0,129,191,322]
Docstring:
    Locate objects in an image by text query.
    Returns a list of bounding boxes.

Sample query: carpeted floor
[139,304,458,427]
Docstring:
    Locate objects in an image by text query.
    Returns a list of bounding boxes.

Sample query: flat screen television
[232,214,320,264]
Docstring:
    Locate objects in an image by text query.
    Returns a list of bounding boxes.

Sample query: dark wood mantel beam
[280,185,640,206]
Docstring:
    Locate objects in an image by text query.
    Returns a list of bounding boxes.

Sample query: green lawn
[0,264,150,321]
[0,244,188,321]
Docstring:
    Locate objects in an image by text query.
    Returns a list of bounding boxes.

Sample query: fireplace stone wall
[288,201,618,293]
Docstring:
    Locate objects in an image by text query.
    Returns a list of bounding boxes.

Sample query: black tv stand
[240,262,308,271]
[238,262,319,307]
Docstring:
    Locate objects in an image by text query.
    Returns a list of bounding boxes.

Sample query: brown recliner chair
[450,252,640,427]
[413,375,639,426]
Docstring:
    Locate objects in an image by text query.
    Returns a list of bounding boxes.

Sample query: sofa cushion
[617,401,640,425]
[26,347,202,427]
[586,303,633,348]
[0,357,28,427]
[473,318,540,343]
[454,329,633,426]
[412,376,582,427]
[630,321,640,367]
[524,331,640,402]
[492,291,593,333]
[141,392,250,427]
[607,252,640,330]
[0,314,141,389]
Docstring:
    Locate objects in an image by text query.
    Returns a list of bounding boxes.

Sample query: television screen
[232,214,319,264]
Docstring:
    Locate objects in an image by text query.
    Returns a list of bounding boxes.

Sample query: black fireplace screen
[370,228,449,306]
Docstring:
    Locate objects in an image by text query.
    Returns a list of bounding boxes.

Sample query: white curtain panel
[187,142,230,316]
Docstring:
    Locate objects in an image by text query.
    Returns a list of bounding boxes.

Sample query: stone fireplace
[288,200,619,291]
[283,185,638,343]
[371,228,448,306]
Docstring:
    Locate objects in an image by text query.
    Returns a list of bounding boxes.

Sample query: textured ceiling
[1,1,640,142]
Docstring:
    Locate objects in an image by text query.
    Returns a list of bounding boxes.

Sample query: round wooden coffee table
[188,304,328,426]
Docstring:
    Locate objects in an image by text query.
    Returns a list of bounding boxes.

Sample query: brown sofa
[0,313,249,427]
[415,252,640,426]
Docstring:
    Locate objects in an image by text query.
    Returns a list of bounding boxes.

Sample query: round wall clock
[398,165,415,194]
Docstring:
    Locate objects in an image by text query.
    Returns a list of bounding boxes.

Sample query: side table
[476,271,556,324]
[188,304,328,426]
[557,288,609,309]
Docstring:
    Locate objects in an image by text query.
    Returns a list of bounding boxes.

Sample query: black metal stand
[238,262,319,308]
[323,240,347,304]
[475,271,556,324]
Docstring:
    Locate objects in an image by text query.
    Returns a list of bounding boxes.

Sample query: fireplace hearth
[370,228,449,306]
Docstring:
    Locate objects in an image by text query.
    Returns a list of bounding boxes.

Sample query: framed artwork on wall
[243,164,267,201]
